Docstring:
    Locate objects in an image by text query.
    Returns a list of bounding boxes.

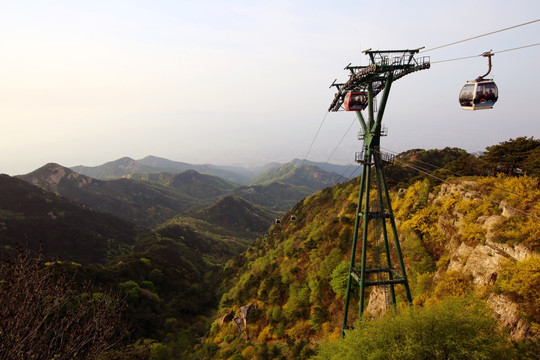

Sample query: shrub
[316,296,513,360]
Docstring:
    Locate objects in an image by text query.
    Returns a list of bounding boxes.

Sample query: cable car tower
[329,48,430,336]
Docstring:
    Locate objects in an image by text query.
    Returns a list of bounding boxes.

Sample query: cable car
[344,92,367,111]
[459,79,498,110]
[459,51,498,111]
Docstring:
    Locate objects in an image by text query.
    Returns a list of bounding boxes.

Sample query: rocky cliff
[367,180,539,339]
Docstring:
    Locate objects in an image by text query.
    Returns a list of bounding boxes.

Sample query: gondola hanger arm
[477,50,494,81]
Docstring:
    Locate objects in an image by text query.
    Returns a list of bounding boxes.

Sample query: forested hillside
[194,139,540,360]
[0,174,142,264]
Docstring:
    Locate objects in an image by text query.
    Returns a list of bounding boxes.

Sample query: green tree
[149,343,172,360]
[283,281,310,320]
[330,261,350,298]
[310,306,328,331]
[522,146,540,177]
[481,137,540,176]
[434,152,483,179]
[385,148,468,188]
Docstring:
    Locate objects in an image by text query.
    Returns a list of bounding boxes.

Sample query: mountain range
[19,158,347,227]
[70,155,351,184]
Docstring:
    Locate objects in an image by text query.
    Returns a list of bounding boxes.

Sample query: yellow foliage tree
[497,256,540,332]
[433,270,473,300]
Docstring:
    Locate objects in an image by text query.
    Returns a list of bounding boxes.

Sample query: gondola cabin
[344,92,368,111]
[459,79,498,110]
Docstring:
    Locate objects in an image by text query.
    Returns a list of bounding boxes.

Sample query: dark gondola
[344,91,368,111]
[459,51,498,111]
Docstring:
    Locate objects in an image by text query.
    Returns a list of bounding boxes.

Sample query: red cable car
[344,92,368,111]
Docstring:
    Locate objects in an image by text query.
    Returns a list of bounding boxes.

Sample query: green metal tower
[328,49,430,336]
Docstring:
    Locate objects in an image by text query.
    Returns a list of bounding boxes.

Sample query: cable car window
[474,81,498,108]
[459,84,475,107]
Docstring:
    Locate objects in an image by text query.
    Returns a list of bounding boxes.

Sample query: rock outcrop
[437,185,535,339]
[366,182,536,339]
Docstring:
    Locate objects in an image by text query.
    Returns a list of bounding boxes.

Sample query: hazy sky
[1,0,539,175]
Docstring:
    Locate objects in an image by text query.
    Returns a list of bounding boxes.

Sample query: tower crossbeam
[329,49,430,112]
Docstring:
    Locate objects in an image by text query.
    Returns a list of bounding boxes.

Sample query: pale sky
[1,0,539,175]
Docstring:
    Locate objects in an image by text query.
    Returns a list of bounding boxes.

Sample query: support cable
[333,159,362,183]
[347,165,363,178]
[494,42,540,54]
[320,117,357,171]
[303,113,359,183]
[302,111,329,166]
[422,19,540,53]
[431,42,540,64]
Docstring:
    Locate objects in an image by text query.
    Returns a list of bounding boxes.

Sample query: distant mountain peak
[212,194,249,208]
[178,169,200,176]
[140,155,161,161]
[115,157,139,170]
[20,163,94,192]
[251,161,344,190]
[137,155,190,168]
[168,169,234,199]
[190,194,274,235]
